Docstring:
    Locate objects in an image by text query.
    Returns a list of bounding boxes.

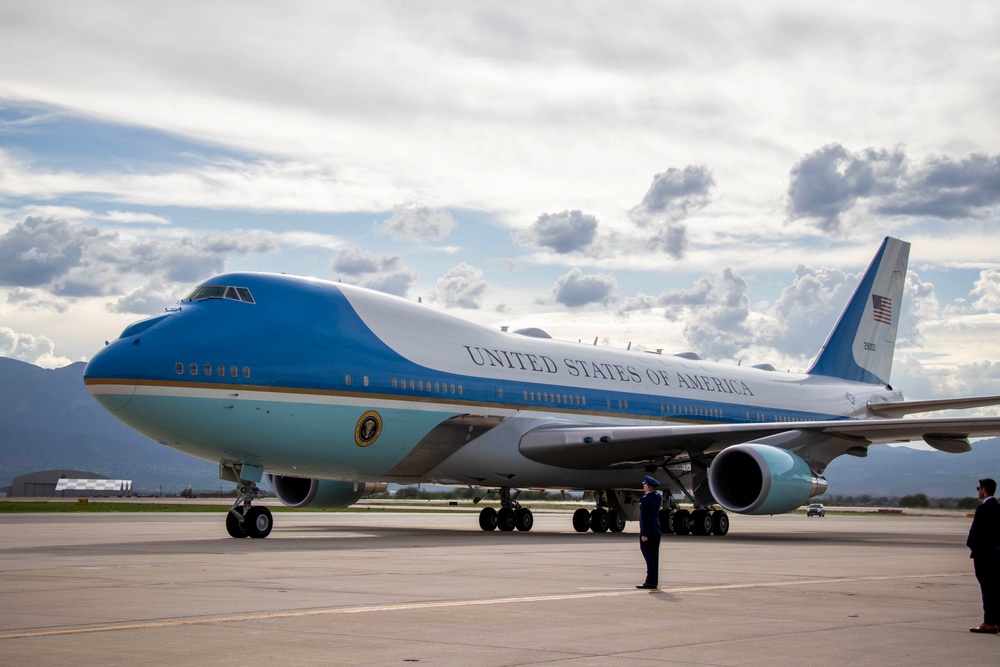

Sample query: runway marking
[0,572,971,641]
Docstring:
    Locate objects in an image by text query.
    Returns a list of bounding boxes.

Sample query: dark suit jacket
[639,491,662,539]
[967,496,1000,560]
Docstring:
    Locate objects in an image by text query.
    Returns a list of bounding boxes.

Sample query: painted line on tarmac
[0,572,971,640]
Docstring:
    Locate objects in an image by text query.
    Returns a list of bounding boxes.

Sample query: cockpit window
[183,285,255,304]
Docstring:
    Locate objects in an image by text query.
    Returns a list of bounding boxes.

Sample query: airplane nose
[83,339,140,411]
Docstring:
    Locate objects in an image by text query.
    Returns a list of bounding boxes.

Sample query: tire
[226,509,247,538]
[673,509,691,535]
[572,508,591,533]
[590,508,610,533]
[691,509,713,536]
[497,507,516,531]
[515,508,534,532]
[479,507,498,531]
[245,506,273,539]
[659,508,675,534]
[609,511,626,533]
[711,510,730,536]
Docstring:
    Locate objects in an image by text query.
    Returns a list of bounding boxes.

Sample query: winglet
[807,237,910,385]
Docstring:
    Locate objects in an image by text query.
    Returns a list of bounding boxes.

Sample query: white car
[807,503,826,517]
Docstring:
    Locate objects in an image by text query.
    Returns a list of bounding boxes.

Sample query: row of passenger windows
[389,377,464,395]
[176,363,250,379]
[524,390,588,406]
[170,364,757,419]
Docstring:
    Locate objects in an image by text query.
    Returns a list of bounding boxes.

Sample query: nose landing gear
[226,480,272,538]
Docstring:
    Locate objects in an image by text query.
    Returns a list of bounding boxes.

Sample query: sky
[1,1,999,407]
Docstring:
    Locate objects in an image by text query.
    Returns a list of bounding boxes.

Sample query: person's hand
[641,536,648,542]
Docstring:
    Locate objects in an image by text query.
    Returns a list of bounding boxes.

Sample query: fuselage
[83,272,900,490]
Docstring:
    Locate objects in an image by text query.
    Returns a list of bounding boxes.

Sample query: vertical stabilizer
[807,237,909,385]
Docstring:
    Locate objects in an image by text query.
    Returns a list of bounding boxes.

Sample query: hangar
[0,470,132,498]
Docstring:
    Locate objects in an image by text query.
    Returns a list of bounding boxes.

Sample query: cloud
[0,325,71,368]
[102,210,171,225]
[552,267,617,307]
[971,269,1000,311]
[0,216,113,287]
[433,262,488,308]
[108,286,181,315]
[377,207,457,241]
[876,153,1000,219]
[767,263,857,356]
[0,216,278,299]
[331,245,417,297]
[649,223,688,260]
[787,145,1000,232]
[786,144,906,232]
[629,166,715,225]
[518,210,598,254]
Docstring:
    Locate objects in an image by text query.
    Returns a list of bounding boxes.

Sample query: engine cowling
[708,443,827,515]
[267,474,388,509]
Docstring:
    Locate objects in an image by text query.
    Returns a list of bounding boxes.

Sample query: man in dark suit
[637,475,662,590]
[967,477,1000,633]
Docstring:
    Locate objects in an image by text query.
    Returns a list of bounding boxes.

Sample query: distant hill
[0,357,220,493]
[1,357,999,497]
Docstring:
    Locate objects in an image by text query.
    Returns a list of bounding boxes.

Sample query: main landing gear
[476,487,534,532]
[659,506,729,536]
[572,491,626,533]
[226,480,273,539]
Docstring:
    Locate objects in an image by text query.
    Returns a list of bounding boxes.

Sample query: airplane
[83,237,1000,538]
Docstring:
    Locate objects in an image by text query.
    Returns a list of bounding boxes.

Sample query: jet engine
[266,474,388,509]
[707,443,827,515]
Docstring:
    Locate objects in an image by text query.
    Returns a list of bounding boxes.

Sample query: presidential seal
[354,410,382,447]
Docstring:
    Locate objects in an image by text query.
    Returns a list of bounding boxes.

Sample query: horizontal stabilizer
[867,395,1000,418]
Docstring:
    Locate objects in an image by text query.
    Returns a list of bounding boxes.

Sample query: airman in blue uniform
[637,475,662,589]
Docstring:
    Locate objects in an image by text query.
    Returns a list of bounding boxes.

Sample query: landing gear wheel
[590,508,610,533]
[245,506,273,538]
[691,509,713,536]
[659,508,675,534]
[515,508,534,532]
[672,509,692,535]
[497,507,517,532]
[609,511,626,533]
[572,508,591,533]
[479,507,498,531]
[226,509,247,538]
[711,510,730,536]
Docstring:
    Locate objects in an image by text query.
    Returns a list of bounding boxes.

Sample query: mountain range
[1,357,999,497]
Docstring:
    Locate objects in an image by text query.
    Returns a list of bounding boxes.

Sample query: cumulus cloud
[0,216,114,287]
[433,262,488,308]
[629,166,715,225]
[0,326,71,368]
[876,153,1000,219]
[650,224,688,260]
[517,210,599,254]
[0,216,279,304]
[108,286,182,315]
[332,245,417,296]
[767,264,857,356]
[787,145,1000,232]
[786,144,906,232]
[377,206,457,241]
[971,269,1000,311]
[552,267,617,308]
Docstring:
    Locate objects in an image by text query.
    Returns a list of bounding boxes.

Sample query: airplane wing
[518,415,1000,469]
[867,395,1000,418]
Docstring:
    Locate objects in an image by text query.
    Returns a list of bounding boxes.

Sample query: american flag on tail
[871,294,892,324]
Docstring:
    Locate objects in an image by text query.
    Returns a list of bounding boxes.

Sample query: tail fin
[807,237,910,385]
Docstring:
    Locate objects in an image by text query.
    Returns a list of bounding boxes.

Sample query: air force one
[84,237,1000,538]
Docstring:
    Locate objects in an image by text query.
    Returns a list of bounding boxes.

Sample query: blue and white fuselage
[83,237,1000,537]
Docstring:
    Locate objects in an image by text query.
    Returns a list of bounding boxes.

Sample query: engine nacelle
[266,474,388,509]
[708,443,827,515]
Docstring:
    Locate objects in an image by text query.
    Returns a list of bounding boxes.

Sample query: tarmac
[0,508,997,666]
